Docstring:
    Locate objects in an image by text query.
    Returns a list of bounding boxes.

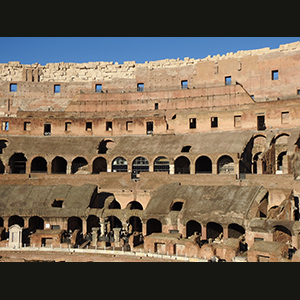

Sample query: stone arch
[9,153,27,174]
[87,215,100,233]
[272,225,292,244]
[67,216,82,232]
[106,216,122,229]
[217,155,234,174]
[128,216,142,232]
[206,222,223,240]
[30,156,47,173]
[186,220,201,238]
[153,156,170,173]
[195,155,212,174]
[112,156,128,172]
[132,156,149,174]
[92,156,107,174]
[277,151,287,172]
[174,156,190,174]
[8,215,24,227]
[228,223,245,238]
[126,201,143,210]
[51,156,67,174]
[146,218,162,235]
[29,216,44,231]
[71,157,88,174]
[108,199,121,209]
[0,139,8,154]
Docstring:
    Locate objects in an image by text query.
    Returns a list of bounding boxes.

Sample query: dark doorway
[71,157,88,174]
[87,215,100,233]
[67,217,82,232]
[175,156,190,174]
[9,153,27,174]
[8,215,24,227]
[207,222,223,240]
[146,218,162,235]
[186,220,201,238]
[92,157,107,174]
[228,223,245,238]
[31,156,47,173]
[129,216,142,232]
[195,156,212,173]
[29,216,44,231]
[257,115,266,131]
[51,156,67,174]
[154,156,169,173]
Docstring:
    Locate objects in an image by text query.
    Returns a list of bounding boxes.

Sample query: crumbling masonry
[2,42,300,261]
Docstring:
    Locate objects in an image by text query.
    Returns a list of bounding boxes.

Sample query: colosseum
[1,41,300,262]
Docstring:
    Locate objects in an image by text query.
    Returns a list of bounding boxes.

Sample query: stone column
[91,227,100,247]
[169,164,174,175]
[113,228,121,247]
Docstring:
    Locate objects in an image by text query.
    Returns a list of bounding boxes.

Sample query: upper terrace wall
[1,42,300,113]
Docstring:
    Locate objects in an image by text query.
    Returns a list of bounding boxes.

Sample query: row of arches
[1,153,235,175]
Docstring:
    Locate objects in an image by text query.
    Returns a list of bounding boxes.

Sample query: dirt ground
[0,250,178,262]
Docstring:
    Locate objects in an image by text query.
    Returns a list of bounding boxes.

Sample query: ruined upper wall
[0,41,299,83]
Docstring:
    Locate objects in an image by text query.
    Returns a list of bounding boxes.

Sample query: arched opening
[107,216,122,229]
[207,222,223,240]
[67,217,82,232]
[273,225,292,244]
[217,155,234,174]
[0,139,8,154]
[29,216,44,231]
[128,216,142,232]
[132,156,149,174]
[146,218,162,235]
[31,156,47,173]
[9,153,27,174]
[71,157,88,174]
[108,199,121,209]
[154,156,170,173]
[186,220,201,238]
[174,156,190,174]
[112,157,128,172]
[277,151,287,172]
[51,156,67,174]
[8,215,24,227]
[252,152,262,174]
[87,215,100,233]
[195,156,212,174]
[170,201,184,211]
[0,159,4,174]
[257,193,268,218]
[92,157,107,174]
[181,145,192,153]
[228,223,245,238]
[126,201,143,210]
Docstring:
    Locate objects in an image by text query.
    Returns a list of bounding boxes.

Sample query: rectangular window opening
[2,121,9,131]
[154,103,159,110]
[95,84,102,93]
[106,121,113,131]
[281,111,289,124]
[181,80,188,89]
[257,115,266,131]
[65,122,71,131]
[24,122,31,131]
[211,117,218,128]
[54,84,61,93]
[225,76,232,86]
[146,121,153,135]
[126,121,133,131]
[137,83,144,92]
[189,118,196,129]
[234,115,242,128]
[272,70,279,81]
[10,83,17,92]
[44,124,51,136]
[86,122,92,131]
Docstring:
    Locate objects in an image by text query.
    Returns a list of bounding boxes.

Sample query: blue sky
[0,37,299,65]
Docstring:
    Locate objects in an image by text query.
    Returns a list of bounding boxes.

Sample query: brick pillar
[223,226,228,239]
[202,225,207,240]
[212,163,218,174]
